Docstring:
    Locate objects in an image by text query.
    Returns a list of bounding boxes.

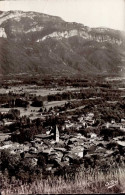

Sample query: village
[0,77,125,181]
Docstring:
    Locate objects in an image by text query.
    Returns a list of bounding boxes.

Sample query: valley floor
[0,76,125,194]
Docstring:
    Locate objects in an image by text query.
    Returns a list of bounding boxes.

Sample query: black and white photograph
[0,0,125,194]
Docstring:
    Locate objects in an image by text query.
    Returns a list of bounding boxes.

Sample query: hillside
[0,10,125,77]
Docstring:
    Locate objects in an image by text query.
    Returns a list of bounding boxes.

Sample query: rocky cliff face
[0,27,7,38]
[0,10,125,77]
[39,29,123,46]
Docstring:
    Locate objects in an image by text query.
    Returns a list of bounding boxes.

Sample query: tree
[31,97,43,107]
[8,109,20,119]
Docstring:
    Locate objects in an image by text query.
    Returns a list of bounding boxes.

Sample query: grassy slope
[1,167,125,194]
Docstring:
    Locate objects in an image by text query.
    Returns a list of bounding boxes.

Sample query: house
[35,134,53,139]
[54,150,63,159]
[111,119,115,124]
[63,153,79,163]
[0,120,4,126]
[78,116,84,123]
[48,150,63,162]
[45,164,53,171]
[33,138,43,145]
[121,118,125,123]
[73,150,83,158]
[116,141,125,147]
[2,119,15,127]
[24,153,37,159]
[68,137,78,144]
[70,146,84,158]
[29,147,38,154]
[52,159,67,168]
[90,133,97,139]
[75,133,86,139]
[65,123,74,129]
[42,148,53,155]
[113,136,124,141]
[95,147,106,153]
[84,113,95,126]
[0,133,11,142]
[120,124,125,131]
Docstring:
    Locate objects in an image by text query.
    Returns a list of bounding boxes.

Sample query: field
[0,85,82,96]
[0,84,83,119]
[0,100,68,120]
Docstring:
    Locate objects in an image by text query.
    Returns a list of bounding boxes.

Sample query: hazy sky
[0,0,125,31]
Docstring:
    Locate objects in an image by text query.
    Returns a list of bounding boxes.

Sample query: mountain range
[0,10,125,77]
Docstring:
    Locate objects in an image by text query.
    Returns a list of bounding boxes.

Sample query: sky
[0,0,125,31]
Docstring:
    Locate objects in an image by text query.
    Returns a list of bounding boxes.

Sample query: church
[54,125,59,143]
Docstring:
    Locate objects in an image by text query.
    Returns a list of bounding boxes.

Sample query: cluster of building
[0,93,125,173]
[0,112,125,173]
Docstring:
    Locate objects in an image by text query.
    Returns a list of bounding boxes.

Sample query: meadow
[1,166,125,194]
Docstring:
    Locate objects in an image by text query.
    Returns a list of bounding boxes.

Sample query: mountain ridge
[0,10,125,77]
